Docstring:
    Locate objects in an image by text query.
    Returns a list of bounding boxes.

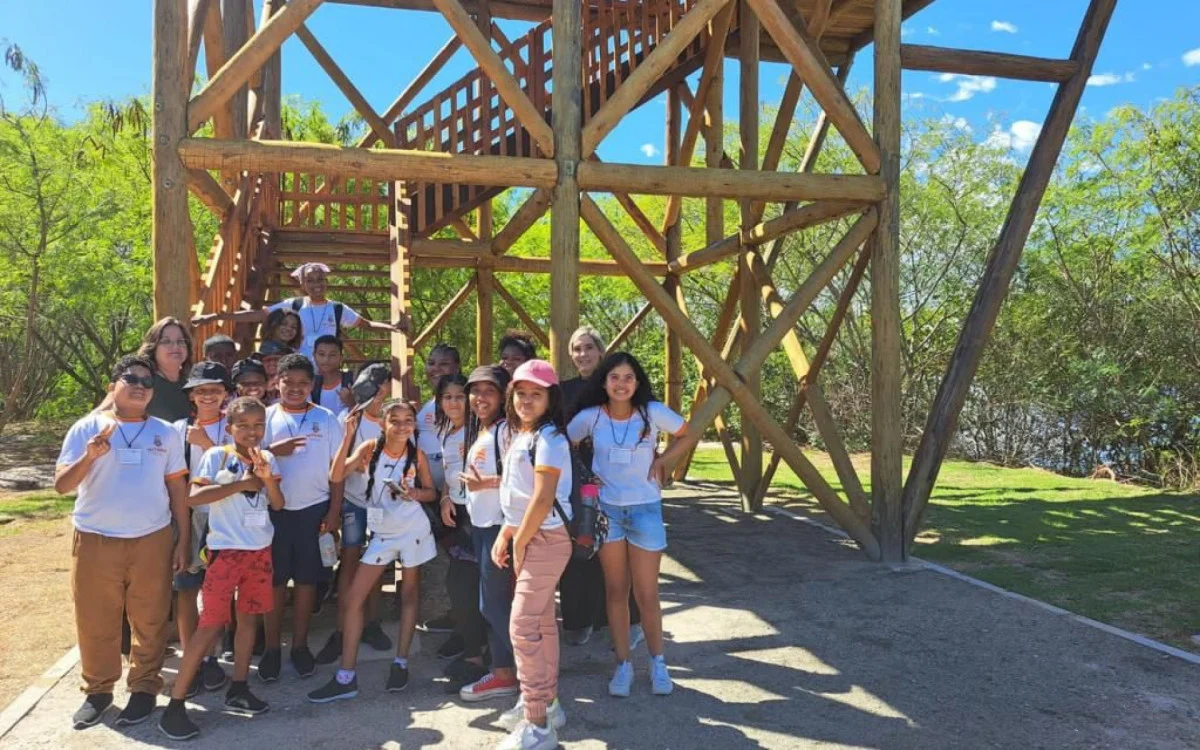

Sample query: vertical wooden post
[549,0,582,374]
[738,0,762,510]
[222,0,250,140]
[703,26,724,248]
[259,0,282,231]
[153,0,192,322]
[474,1,495,368]
[872,0,904,561]
[664,86,683,420]
[390,182,416,398]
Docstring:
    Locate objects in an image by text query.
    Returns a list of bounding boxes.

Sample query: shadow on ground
[3,484,1199,749]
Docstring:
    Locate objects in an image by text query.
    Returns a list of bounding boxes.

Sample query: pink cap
[512,359,559,388]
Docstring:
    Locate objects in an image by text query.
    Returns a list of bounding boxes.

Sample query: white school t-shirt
[262,403,344,511]
[57,413,186,538]
[266,298,361,358]
[567,402,686,507]
[466,422,509,528]
[340,411,383,508]
[172,415,231,475]
[415,398,445,491]
[500,426,572,530]
[364,443,431,538]
[440,426,467,505]
[191,446,281,550]
[316,382,349,417]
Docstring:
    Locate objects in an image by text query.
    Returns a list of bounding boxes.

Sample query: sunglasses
[118,373,156,388]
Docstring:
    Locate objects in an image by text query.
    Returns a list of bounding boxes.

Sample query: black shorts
[269,501,330,587]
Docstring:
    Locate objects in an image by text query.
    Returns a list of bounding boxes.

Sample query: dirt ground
[2,484,1199,749]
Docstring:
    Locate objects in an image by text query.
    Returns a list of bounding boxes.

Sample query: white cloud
[991,20,1018,33]
[926,26,939,36]
[1183,48,1200,67]
[1086,71,1137,86]
[937,73,998,102]
[986,120,1042,152]
[639,143,660,158]
[1141,62,1153,70]
[941,114,972,133]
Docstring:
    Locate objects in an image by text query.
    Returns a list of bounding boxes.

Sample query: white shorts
[361,530,436,569]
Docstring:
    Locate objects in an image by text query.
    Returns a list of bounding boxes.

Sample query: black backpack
[290,297,345,339]
[311,370,354,404]
[524,424,604,559]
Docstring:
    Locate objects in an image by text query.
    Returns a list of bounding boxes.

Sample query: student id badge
[117,448,143,466]
[367,506,384,527]
[609,447,634,465]
[244,509,269,527]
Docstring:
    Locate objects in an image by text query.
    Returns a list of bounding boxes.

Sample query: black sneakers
[257,648,282,683]
[386,663,410,693]
[315,630,343,665]
[362,621,394,652]
[291,646,316,678]
[436,633,465,661]
[201,656,227,691]
[114,691,156,726]
[71,693,112,729]
[157,700,199,741]
[307,674,359,703]
[224,682,269,715]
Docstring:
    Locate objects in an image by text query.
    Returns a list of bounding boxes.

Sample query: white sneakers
[629,624,646,651]
[496,720,557,750]
[498,697,567,733]
[609,656,673,697]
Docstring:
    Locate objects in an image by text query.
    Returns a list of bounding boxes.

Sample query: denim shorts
[173,568,206,591]
[600,501,667,552]
[269,501,331,587]
[341,503,368,548]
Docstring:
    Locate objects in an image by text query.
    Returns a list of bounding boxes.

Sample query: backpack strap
[290,297,303,312]
[310,374,324,403]
[184,415,195,475]
[492,420,505,478]
[333,302,345,339]
[403,442,420,489]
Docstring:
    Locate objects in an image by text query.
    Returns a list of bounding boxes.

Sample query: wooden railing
[192,174,273,351]
[277,173,392,232]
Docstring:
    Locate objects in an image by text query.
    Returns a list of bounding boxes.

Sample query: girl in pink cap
[491,359,572,750]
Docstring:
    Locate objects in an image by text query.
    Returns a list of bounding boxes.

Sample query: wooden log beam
[493,278,549,348]
[189,0,324,133]
[577,161,884,201]
[581,0,733,157]
[153,0,193,322]
[187,0,214,83]
[492,188,552,255]
[660,1,734,231]
[390,181,416,398]
[329,0,551,22]
[450,217,479,242]
[738,0,763,509]
[413,277,477,350]
[607,301,654,354]
[188,168,236,216]
[549,0,582,373]
[665,86,684,420]
[432,0,554,156]
[200,0,235,146]
[222,0,250,139]
[585,194,881,558]
[744,0,880,174]
[901,44,1078,83]
[258,0,283,142]
[359,34,461,148]
[668,201,863,274]
[902,0,1118,550]
[418,255,669,276]
[295,24,395,146]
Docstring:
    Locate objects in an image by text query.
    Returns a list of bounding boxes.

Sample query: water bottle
[318,532,338,568]
[576,483,600,549]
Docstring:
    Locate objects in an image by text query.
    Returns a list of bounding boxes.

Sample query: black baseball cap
[466,365,511,393]
[352,362,392,405]
[231,358,268,383]
[183,361,232,391]
[257,340,294,357]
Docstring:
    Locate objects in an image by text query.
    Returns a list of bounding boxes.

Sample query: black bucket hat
[184,361,232,391]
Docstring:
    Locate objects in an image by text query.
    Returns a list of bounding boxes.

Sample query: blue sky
[2,1,1197,163]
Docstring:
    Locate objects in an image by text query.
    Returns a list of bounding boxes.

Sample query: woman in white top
[566,353,692,699]
[491,360,573,750]
[456,365,521,704]
[307,399,437,703]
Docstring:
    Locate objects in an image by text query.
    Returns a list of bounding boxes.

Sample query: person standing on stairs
[191,262,408,360]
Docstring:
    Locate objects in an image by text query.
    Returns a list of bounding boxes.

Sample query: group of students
[56,261,691,750]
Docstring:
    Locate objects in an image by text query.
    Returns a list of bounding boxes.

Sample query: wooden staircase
[197,0,714,363]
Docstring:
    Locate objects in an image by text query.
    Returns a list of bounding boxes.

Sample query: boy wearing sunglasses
[55,355,191,730]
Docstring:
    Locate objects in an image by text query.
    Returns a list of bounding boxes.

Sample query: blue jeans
[601,500,668,552]
[473,524,515,670]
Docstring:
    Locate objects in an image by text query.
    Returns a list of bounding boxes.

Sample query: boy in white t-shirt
[192,263,406,359]
[258,354,345,682]
[55,354,190,730]
[158,397,283,740]
[310,335,354,416]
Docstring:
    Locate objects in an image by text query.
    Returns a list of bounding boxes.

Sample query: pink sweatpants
[509,526,572,724]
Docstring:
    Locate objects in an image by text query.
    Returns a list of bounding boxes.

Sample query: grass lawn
[685,447,1200,652]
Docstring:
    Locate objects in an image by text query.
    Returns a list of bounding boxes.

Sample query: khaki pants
[71,525,173,695]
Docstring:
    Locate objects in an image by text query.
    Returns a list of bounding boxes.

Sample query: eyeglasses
[159,338,189,348]
[118,373,156,388]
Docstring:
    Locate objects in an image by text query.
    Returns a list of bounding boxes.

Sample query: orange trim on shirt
[192,478,213,486]
[282,404,312,415]
[197,415,224,426]
[166,469,188,480]
[672,426,688,437]
[383,445,409,460]
[534,465,562,477]
[113,416,149,424]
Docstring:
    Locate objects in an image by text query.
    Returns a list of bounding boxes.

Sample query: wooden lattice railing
[277,173,391,232]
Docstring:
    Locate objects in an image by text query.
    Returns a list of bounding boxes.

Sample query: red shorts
[199,547,273,628]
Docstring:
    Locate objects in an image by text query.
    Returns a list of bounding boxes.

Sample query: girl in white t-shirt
[566,353,691,699]
[492,360,573,749]
[308,399,437,703]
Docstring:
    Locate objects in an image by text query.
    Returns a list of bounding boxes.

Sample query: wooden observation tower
[152,0,1116,562]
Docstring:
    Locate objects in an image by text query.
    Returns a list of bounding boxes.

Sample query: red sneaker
[459,672,520,703]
